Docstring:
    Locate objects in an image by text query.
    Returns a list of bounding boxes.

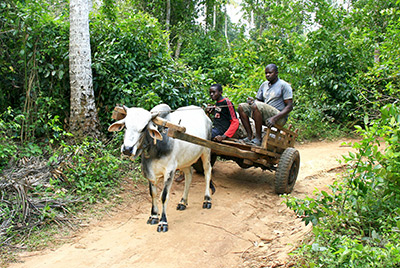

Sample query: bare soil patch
[8,139,357,268]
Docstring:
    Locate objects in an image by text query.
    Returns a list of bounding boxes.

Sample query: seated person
[206,84,239,142]
[238,64,293,146]
[175,84,238,183]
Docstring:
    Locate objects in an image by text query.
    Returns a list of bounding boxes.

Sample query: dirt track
[9,139,357,268]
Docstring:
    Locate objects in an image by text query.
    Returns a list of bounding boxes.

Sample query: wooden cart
[152,116,300,194]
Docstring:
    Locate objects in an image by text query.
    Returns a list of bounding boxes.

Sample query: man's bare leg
[252,104,263,141]
[238,105,253,139]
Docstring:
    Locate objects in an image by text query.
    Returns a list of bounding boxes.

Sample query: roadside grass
[0,174,146,268]
[284,104,400,267]
[0,133,146,267]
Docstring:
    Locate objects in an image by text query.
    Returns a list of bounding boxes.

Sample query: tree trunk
[166,0,171,51]
[166,0,171,32]
[224,4,230,50]
[374,48,380,63]
[69,0,100,138]
[174,34,182,58]
[213,4,216,29]
[250,10,255,29]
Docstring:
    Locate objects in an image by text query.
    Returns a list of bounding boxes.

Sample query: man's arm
[214,100,239,142]
[266,99,293,128]
[214,118,239,142]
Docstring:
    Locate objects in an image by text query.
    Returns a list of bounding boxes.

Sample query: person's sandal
[250,138,261,146]
[242,137,251,143]
[238,137,252,145]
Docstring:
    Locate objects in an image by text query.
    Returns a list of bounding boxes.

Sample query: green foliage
[350,4,400,121]
[2,0,400,264]
[50,136,133,203]
[0,122,138,254]
[1,0,399,142]
[0,107,65,171]
[91,11,169,107]
[0,0,70,141]
[90,11,210,130]
[130,0,201,51]
[285,104,400,267]
[1,1,211,139]
[0,108,19,169]
[181,30,229,79]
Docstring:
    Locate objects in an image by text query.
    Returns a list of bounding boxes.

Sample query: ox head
[108,106,163,159]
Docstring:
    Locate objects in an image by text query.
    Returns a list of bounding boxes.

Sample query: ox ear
[108,120,125,132]
[147,122,163,142]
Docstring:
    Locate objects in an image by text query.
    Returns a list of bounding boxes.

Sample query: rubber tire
[192,153,217,174]
[275,147,300,194]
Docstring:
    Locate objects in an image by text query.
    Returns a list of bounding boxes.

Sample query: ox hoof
[147,216,159,225]
[157,223,168,232]
[202,201,212,209]
[176,203,187,210]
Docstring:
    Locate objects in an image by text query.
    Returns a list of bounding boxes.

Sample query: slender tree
[213,4,217,29]
[224,3,230,50]
[166,0,171,32]
[69,0,100,137]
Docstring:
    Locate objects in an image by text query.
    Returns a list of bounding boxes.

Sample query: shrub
[285,104,400,267]
[0,108,20,170]
[50,135,134,203]
[90,11,211,131]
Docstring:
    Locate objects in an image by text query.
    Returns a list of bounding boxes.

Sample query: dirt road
[9,139,357,268]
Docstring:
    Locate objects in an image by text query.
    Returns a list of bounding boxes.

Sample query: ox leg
[177,167,193,211]
[147,181,159,225]
[201,150,213,209]
[158,170,175,232]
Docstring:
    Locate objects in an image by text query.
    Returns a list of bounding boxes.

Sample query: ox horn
[112,105,127,120]
[150,111,160,119]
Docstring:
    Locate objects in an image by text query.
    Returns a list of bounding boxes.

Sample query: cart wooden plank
[272,124,299,138]
[221,139,280,158]
[167,128,263,160]
[152,116,186,133]
[251,147,281,158]
[260,124,298,153]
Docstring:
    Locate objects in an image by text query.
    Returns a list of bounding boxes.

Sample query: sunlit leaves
[285,104,400,267]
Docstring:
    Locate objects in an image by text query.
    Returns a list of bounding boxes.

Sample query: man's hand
[246,97,255,105]
[214,135,226,142]
[265,117,277,128]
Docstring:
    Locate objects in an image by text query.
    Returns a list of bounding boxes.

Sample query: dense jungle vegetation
[1,0,399,266]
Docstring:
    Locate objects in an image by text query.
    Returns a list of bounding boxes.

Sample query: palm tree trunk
[69,0,100,138]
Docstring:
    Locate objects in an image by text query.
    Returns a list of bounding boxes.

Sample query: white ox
[108,104,213,232]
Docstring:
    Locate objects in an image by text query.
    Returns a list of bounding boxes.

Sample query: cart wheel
[275,147,300,194]
[192,153,217,174]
